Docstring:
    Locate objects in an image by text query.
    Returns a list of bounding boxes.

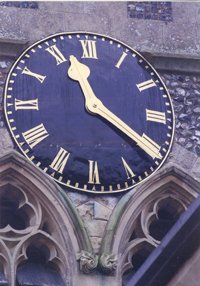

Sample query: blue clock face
[4,32,174,193]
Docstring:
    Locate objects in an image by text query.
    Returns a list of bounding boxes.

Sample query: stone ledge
[0,38,28,59]
[1,37,200,75]
[142,52,200,74]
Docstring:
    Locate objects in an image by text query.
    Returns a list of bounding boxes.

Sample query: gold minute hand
[68,56,162,160]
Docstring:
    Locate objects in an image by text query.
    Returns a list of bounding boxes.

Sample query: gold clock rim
[4,31,175,194]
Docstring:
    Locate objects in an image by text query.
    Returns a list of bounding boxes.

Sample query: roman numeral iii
[50,147,70,174]
[45,45,67,65]
[136,79,156,92]
[22,67,46,83]
[22,123,49,148]
[146,109,166,124]
[88,160,101,184]
[15,98,39,110]
[80,40,98,59]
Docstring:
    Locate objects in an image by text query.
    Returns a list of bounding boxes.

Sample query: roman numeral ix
[15,98,39,110]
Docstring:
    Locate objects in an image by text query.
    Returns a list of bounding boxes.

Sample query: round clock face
[4,32,174,193]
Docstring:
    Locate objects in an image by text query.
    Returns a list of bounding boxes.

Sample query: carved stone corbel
[98,253,117,274]
[77,250,98,274]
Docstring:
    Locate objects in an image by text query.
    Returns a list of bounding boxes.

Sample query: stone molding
[0,38,28,59]
[142,52,200,74]
[0,38,200,74]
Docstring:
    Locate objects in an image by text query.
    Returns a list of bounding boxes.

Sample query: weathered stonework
[74,197,119,252]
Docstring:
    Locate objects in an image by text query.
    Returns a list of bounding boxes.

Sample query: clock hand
[68,56,162,160]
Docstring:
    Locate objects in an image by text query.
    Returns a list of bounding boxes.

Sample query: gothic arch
[0,150,92,286]
[99,163,200,278]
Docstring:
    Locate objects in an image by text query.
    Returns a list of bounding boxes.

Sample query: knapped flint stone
[194,107,200,114]
[181,123,189,129]
[178,137,186,144]
[185,76,190,82]
[182,82,191,88]
[162,72,200,156]
[173,96,184,102]
[185,91,191,97]
[194,89,200,96]
[185,142,193,149]
[191,136,199,141]
[184,99,192,105]
[195,130,200,137]
[171,81,179,87]
[195,145,200,156]
[179,114,188,119]
[181,130,193,137]
[175,105,184,112]
[176,87,186,96]
[186,107,193,115]
[0,61,7,68]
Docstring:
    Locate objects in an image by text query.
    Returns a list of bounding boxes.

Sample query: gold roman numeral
[15,98,39,110]
[88,160,100,184]
[80,40,98,59]
[121,157,135,179]
[146,109,166,124]
[22,123,49,148]
[45,45,67,65]
[115,52,128,68]
[22,67,46,83]
[136,79,156,92]
[50,147,70,174]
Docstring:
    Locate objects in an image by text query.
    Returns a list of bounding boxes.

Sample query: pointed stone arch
[99,163,200,279]
[0,150,92,285]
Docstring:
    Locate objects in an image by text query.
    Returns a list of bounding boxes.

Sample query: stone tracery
[100,164,200,283]
[0,151,92,286]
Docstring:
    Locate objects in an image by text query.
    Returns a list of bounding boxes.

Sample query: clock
[4,32,174,193]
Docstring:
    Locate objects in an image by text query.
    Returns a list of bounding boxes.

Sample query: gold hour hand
[68,56,162,160]
[68,55,105,114]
